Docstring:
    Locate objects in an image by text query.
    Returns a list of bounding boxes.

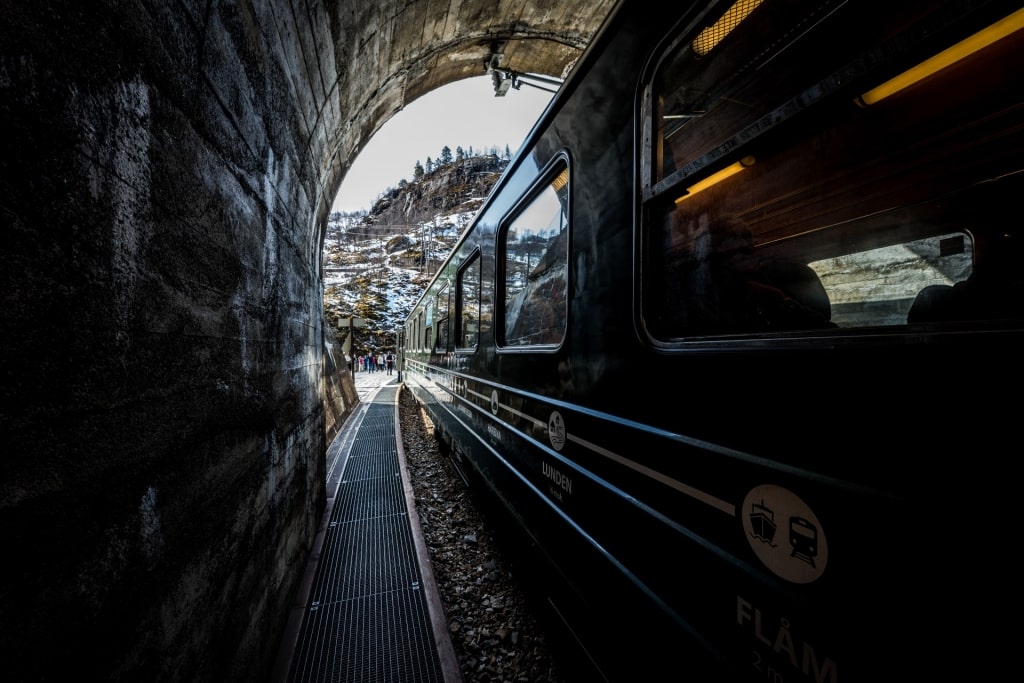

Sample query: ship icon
[749,500,777,546]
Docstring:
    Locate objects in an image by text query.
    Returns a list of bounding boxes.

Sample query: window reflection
[501,166,569,347]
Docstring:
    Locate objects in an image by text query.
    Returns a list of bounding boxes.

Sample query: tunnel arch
[315,5,619,233]
[0,1,618,682]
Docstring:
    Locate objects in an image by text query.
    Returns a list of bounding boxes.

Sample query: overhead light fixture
[856,7,1024,107]
[492,70,513,97]
[484,39,561,97]
[511,71,562,94]
[675,156,756,203]
[490,69,561,96]
[692,0,764,57]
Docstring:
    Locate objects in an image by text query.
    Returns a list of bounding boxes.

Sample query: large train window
[641,0,1024,342]
[423,302,433,350]
[434,283,450,352]
[499,161,570,348]
[457,252,481,350]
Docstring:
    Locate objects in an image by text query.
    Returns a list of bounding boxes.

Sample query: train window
[423,302,433,351]
[435,284,450,352]
[642,1,1024,341]
[499,163,569,348]
[457,253,481,350]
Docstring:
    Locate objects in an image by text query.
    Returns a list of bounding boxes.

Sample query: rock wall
[0,3,333,681]
[369,155,508,227]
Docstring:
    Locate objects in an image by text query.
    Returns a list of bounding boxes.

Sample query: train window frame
[415,310,424,352]
[496,154,571,352]
[423,301,433,351]
[434,282,451,353]
[455,250,482,353]
[636,0,1024,348]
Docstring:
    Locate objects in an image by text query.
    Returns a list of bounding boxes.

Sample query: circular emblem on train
[547,411,566,451]
[742,485,828,584]
[490,389,499,415]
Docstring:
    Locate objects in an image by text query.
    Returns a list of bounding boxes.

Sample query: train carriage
[403,1,1024,680]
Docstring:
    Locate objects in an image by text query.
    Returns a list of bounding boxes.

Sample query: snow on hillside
[322,209,476,354]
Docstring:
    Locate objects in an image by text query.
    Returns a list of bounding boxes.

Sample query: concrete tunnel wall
[0,1,616,681]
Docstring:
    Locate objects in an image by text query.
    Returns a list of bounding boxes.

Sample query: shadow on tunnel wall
[0,3,348,681]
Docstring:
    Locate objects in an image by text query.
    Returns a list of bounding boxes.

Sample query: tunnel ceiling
[317,0,620,220]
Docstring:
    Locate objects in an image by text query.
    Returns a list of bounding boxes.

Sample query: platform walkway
[271,368,462,683]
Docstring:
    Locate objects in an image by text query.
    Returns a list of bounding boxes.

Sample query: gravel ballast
[397,385,577,683]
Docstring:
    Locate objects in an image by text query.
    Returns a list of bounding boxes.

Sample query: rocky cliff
[322,153,508,351]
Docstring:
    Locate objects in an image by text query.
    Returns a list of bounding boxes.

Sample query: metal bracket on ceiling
[483,40,562,97]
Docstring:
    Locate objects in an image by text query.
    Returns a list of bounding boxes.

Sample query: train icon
[789,516,818,567]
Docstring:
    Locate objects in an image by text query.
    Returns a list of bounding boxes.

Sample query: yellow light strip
[856,7,1024,107]
[550,167,569,192]
[675,156,756,203]
[692,0,765,57]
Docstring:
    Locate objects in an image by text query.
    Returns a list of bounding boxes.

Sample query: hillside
[323,153,508,357]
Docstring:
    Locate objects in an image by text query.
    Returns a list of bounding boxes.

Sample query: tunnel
[0,1,617,681]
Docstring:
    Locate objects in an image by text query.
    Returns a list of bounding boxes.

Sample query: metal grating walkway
[278,382,459,683]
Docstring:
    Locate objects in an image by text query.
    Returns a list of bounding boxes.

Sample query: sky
[331,75,554,214]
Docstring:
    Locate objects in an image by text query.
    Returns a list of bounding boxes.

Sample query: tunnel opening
[320,76,552,370]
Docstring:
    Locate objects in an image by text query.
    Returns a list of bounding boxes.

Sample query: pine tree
[439,145,453,166]
[414,160,424,179]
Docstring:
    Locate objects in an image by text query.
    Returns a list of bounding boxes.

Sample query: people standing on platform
[386,352,395,375]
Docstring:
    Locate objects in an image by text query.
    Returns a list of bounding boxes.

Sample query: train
[401,1,1024,681]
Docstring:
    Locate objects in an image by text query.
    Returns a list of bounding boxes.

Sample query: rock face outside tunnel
[0,1,615,681]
